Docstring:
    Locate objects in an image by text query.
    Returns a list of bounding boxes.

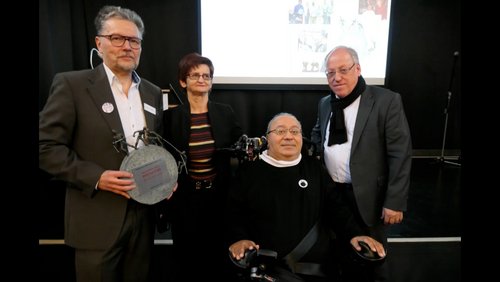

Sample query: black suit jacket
[311,85,412,226]
[162,101,243,158]
[39,64,163,249]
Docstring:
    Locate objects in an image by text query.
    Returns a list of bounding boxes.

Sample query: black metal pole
[438,51,460,166]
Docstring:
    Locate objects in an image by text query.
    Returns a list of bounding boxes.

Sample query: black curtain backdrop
[39,0,461,239]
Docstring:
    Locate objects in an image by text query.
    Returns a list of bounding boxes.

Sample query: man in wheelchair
[226,113,385,282]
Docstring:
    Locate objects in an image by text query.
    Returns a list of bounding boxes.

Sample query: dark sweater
[227,155,363,266]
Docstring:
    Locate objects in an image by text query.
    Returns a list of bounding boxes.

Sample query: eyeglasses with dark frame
[187,73,212,81]
[325,63,356,79]
[266,127,302,136]
[97,34,142,49]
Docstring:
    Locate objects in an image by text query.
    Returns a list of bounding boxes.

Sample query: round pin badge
[298,179,308,188]
[102,102,114,113]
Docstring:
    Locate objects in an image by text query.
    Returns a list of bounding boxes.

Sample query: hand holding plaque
[114,128,185,205]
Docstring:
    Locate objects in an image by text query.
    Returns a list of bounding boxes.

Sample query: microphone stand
[437,51,460,166]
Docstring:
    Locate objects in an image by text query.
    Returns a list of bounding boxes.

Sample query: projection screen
[200,0,392,85]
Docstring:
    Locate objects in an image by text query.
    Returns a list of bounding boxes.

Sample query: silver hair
[94,5,145,36]
[324,45,359,65]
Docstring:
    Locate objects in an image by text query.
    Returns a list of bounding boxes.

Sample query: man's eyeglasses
[187,73,212,81]
[267,127,302,136]
[97,34,142,49]
[325,63,356,79]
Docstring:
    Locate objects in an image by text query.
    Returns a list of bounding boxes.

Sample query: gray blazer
[39,64,163,249]
[311,85,412,226]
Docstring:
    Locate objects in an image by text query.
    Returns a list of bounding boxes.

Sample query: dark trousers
[169,186,232,282]
[74,201,155,282]
[336,184,388,282]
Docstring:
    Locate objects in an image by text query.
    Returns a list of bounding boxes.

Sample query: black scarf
[327,75,366,146]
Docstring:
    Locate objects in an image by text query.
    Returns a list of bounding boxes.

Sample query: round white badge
[102,102,114,113]
[298,179,308,188]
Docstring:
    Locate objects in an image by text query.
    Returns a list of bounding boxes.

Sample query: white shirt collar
[102,63,141,86]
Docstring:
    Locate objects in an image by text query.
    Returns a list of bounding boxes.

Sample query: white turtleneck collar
[260,150,301,167]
